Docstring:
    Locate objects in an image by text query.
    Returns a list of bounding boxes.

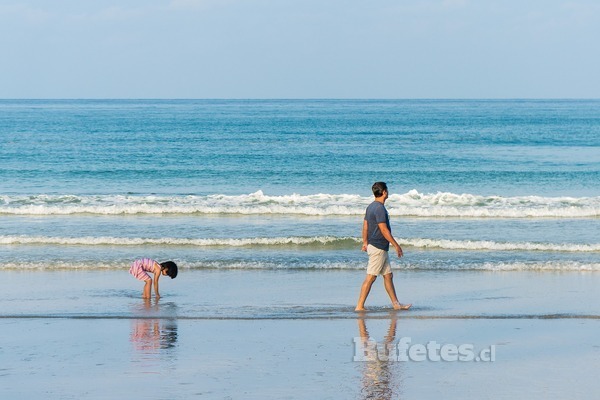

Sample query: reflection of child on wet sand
[131,318,178,352]
[129,258,178,299]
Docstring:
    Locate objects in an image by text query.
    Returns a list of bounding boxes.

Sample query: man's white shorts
[366,244,392,276]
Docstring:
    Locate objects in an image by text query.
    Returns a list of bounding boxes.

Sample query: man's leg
[355,274,377,311]
[383,273,411,310]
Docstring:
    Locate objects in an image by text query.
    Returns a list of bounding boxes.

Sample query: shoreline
[1,268,598,317]
[1,268,598,398]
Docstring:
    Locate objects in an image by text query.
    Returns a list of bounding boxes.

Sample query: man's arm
[362,220,369,251]
[378,222,403,258]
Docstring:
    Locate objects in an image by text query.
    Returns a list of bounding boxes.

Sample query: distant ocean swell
[2,235,599,253]
[2,260,598,272]
[1,190,599,218]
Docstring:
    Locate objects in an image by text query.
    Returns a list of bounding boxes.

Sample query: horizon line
[1,97,599,101]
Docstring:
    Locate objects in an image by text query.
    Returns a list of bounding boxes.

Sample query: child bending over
[129,258,178,299]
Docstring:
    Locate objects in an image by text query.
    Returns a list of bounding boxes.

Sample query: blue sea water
[2,99,600,400]
[0,99,599,273]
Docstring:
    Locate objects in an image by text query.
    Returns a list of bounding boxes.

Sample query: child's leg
[142,279,152,298]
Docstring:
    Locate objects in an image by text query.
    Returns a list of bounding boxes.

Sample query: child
[129,258,178,299]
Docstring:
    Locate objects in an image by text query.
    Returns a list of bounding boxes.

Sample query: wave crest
[1,235,598,253]
[1,190,599,218]
[1,260,598,272]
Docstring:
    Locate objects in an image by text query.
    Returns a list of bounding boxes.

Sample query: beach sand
[1,269,599,399]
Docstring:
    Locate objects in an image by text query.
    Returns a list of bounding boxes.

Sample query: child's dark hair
[160,261,178,279]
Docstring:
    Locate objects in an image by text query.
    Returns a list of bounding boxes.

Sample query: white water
[1,190,599,218]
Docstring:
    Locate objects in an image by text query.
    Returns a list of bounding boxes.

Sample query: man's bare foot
[355,307,367,312]
[392,302,412,310]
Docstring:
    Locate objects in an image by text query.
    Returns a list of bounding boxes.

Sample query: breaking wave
[1,190,599,218]
[2,235,598,252]
[1,260,598,272]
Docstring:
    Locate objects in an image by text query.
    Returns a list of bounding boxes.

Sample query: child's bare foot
[392,302,412,310]
[355,307,367,312]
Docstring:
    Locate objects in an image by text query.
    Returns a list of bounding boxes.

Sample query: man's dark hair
[372,182,388,197]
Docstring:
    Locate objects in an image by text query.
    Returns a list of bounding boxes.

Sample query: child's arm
[153,262,161,298]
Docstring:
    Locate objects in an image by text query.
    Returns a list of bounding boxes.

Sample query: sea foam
[1,260,598,272]
[1,190,599,218]
[2,235,598,252]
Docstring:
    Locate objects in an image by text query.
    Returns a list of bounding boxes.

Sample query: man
[355,182,411,311]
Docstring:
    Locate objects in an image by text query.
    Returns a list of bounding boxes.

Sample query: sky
[1,0,599,99]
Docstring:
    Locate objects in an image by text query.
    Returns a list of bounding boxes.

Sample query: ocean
[1,99,599,275]
[2,99,599,399]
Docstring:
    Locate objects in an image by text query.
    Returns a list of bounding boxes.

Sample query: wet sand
[1,269,599,399]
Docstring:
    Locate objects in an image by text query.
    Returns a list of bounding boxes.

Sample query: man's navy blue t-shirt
[365,201,390,251]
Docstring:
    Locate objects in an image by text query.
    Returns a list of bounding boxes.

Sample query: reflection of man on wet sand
[356,182,411,311]
[356,317,402,400]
